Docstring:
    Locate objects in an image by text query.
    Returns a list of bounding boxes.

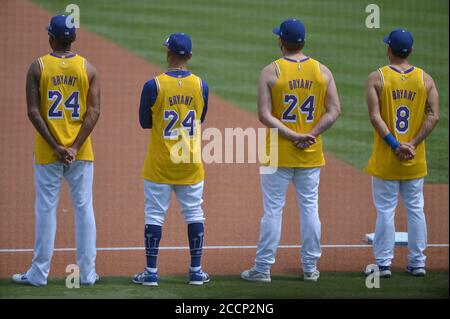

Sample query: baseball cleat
[11,273,31,285]
[303,270,320,282]
[189,270,210,285]
[11,273,43,287]
[81,274,100,285]
[406,266,426,277]
[364,265,392,278]
[132,269,158,286]
[240,268,271,283]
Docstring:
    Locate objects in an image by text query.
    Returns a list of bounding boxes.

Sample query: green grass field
[0,272,448,299]
[32,0,449,183]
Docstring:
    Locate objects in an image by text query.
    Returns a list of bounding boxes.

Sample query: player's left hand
[395,143,415,161]
[294,141,311,149]
[53,145,73,164]
[66,147,79,164]
[293,133,316,149]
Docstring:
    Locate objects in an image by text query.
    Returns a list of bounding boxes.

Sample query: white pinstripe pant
[254,167,322,273]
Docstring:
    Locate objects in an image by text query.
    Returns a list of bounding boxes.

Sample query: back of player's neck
[52,49,73,56]
[167,64,187,71]
[389,58,410,68]
[283,52,306,60]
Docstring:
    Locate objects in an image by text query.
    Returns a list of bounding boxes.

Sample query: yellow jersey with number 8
[142,73,205,185]
[35,53,93,164]
[265,57,327,167]
[365,65,427,180]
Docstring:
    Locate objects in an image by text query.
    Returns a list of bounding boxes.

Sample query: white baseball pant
[372,177,427,268]
[26,160,97,286]
[254,167,322,273]
[144,179,205,226]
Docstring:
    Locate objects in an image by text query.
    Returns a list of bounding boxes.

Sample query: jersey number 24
[47,90,80,120]
[164,110,196,139]
[282,94,315,123]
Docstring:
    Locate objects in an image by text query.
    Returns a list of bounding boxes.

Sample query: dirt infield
[0,0,448,279]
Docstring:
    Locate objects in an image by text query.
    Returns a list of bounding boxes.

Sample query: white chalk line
[0,243,448,253]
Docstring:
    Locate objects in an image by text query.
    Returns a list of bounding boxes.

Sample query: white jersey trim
[37,57,44,72]
[154,77,161,93]
[378,68,384,89]
[273,61,281,78]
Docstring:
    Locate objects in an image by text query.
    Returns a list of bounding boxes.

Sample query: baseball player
[364,29,440,278]
[12,15,101,286]
[133,33,210,286]
[241,18,341,283]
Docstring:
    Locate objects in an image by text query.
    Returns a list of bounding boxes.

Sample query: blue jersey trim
[403,66,415,74]
[50,52,77,58]
[165,70,191,78]
[389,65,415,74]
[283,56,310,63]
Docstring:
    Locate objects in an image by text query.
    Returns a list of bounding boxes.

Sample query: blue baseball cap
[272,18,305,43]
[47,15,76,38]
[383,29,413,54]
[164,33,192,56]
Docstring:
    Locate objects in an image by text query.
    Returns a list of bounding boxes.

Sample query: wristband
[384,133,400,150]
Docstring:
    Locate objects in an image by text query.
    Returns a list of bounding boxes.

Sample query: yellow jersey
[265,57,327,167]
[35,53,93,164]
[365,65,427,180]
[142,72,205,185]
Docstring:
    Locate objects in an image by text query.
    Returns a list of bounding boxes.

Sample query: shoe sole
[364,270,391,278]
[189,281,205,285]
[12,280,31,285]
[12,279,44,287]
[240,274,271,283]
[132,279,158,285]
[11,275,38,286]
[189,279,210,285]
[304,277,319,282]
[142,281,158,286]
[406,270,426,277]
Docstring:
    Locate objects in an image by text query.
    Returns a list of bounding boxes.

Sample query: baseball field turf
[32,0,449,183]
[1,272,448,299]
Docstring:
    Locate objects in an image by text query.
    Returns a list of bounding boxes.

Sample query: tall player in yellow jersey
[133,33,210,286]
[242,19,341,283]
[12,16,101,286]
[365,29,440,278]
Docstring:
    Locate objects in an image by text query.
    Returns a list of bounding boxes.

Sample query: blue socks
[145,223,204,271]
[145,224,162,270]
[188,222,204,269]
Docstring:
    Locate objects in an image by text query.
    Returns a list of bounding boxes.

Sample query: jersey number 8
[395,105,410,134]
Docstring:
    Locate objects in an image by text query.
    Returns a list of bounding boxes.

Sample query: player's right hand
[54,145,75,164]
[293,133,316,149]
[395,143,415,161]
[66,147,78,164]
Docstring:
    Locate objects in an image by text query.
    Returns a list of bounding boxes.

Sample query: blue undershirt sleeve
[139,79,158,129]
[200,79,209,123]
